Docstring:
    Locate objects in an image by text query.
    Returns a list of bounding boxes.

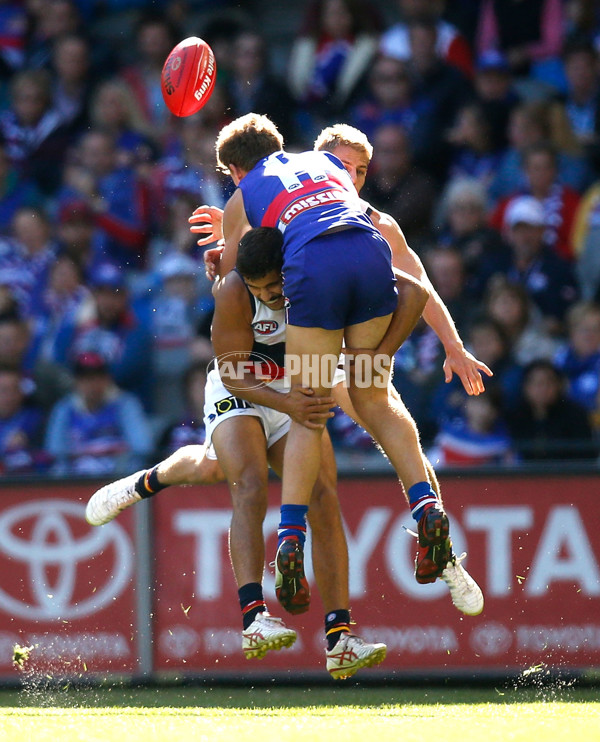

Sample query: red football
[161,37,217,117]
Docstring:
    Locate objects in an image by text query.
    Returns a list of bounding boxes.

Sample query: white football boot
[85,471,144,526]
[242,612,297,659]
[326,633,387,680]
[441,552,484,616]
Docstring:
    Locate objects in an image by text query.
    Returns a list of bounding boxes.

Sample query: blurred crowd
[0,0,599,477]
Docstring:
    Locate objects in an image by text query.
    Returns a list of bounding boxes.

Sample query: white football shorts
[202,366,346,459]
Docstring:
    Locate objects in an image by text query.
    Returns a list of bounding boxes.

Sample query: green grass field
[1,684,599,742]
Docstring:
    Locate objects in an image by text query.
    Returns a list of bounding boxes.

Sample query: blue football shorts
[282,227,398,330]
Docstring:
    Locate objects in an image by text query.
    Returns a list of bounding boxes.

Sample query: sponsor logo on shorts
[207,396,254,424]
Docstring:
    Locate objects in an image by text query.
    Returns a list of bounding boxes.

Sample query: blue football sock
[277,504,308,547]
[408,481,438,522]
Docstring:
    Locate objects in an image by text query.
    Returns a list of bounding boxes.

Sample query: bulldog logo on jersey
[253,320,278,335]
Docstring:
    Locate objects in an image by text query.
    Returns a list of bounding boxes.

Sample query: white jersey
[203,282,344,456]
[248,288,287,392]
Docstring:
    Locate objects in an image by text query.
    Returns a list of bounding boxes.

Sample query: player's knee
[194,456,224,485]
[348,383,389,414]
[229,470,269,515]
[174,445,210,483]
[308,477,340,527]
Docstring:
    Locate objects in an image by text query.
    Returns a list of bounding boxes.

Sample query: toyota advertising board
[0,473,598,682]
[152,473,600,679]
[0,483,138,679]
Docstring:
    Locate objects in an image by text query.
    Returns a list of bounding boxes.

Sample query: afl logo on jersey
[253,320,278,335]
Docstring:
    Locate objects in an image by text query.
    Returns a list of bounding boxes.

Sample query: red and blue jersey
[238,150,376,258]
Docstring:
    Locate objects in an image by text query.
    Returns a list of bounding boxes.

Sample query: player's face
[330,144,369,194]
[244,270,285,310]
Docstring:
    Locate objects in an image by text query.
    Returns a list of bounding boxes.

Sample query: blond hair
[314,123,373,162]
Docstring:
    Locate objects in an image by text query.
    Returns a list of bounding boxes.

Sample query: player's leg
[281,323,344,508]
[212,415,297,658]
[342,323,483,613]
[268,430,387,679]
[85,444,224,526]
[333,380,443,500]
[268,429,346,617]
[151,445,224,486]
[274,228,396,603]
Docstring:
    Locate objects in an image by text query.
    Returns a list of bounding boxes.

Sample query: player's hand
[203,242,225,281]
[284,386,335,429]
[443,346,493,395]
[189,205,224,247]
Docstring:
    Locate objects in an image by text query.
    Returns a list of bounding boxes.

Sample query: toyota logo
[470,622,513,656]
[0,500,133,620]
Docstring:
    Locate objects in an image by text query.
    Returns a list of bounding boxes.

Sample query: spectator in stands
[89,78,157,170]
[405,17,474,180]
[429,384,514,467]
[502,195,579,333]
[349,54,436,149]
[571,178,600,301]
[489,100,592,204]
[288,0,381,133]
[30,253,93,367]
[380,0,473,79]
[159,359,208,457]
[58,128,151,271]
[554,301,600,414]
[53,262,153,410]
[118,12,178,143]
[432,316,524,421]
[0,68,71,194]
[147,191,206,272]
[475,0,565,80]
[471,50,520,151]
[25,0,82,70]
[0,311,72,411]
[491,143,581,261]
[444,101,504,187]
[437,177,511,299]
[484,276,563,366]
[1,206,58,318]
[147,252,213,421]
[0,1,27,77]
[44,350,153,476]
[561,36,600,164]
[55,199,96,277]
[150,117,230,229]
[360,123,438,249]
[200,13,248,88]
[0,364,49,474]
[224,28,297,146]
[422,246,476,337]
[507,359,597,461]
[50,33,94,137]
[0,140,40,235]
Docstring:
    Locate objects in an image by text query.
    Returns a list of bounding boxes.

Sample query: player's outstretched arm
[372,207,492,395]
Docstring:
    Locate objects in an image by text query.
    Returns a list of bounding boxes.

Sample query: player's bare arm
[344,268,428,381]
[212,272,334,429]
[371,207,492,395]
